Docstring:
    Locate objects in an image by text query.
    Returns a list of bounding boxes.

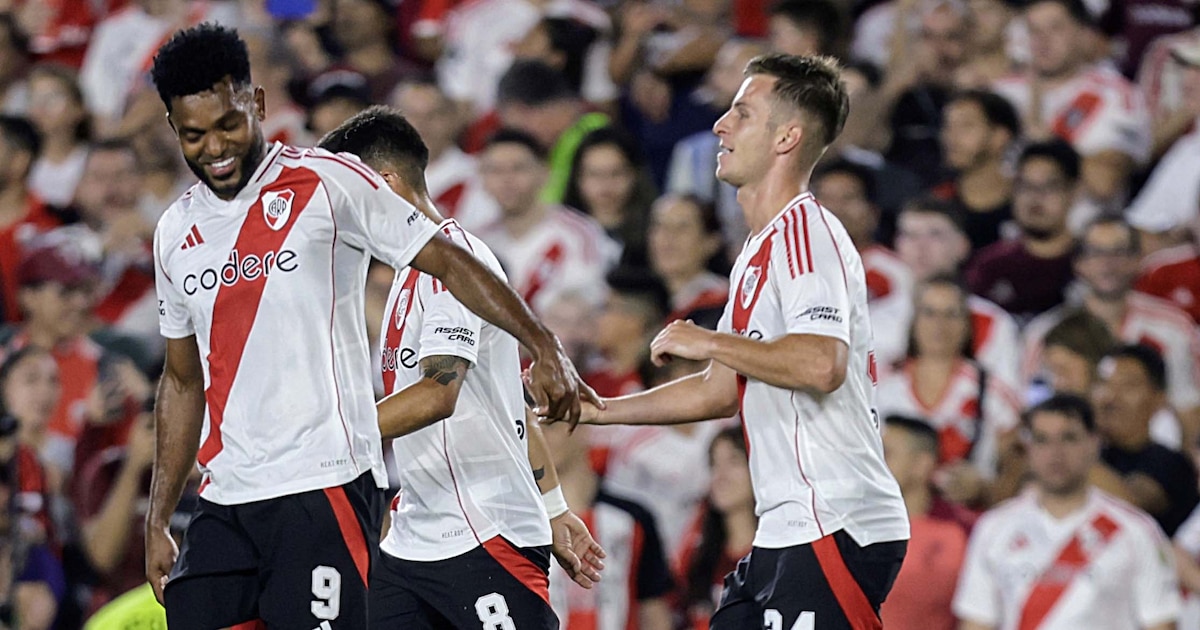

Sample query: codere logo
[183,248,299,295]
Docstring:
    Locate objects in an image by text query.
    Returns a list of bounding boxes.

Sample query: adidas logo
[180,225,205,250]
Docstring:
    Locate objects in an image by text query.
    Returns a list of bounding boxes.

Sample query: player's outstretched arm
[410,235,601,425]
[578,359,739,427]
[145,336,206,604]
[377,355,470,439]
[526,412,606,588]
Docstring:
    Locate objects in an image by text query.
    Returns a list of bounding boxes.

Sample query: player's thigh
[711,552,763,630]
[164,501,261,629]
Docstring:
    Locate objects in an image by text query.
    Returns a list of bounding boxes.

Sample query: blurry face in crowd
[1026,1,1083,79]
[168,78,267,201]
[882,425,936,494]
[310,97,368,141]
[333,0,390,48]
[708,42,767,110]
[0,19,24,84]
[708,436,753,514]
[967,0,1013,51]
[0,132,31,190]
[18,281,94,340]
[912,282,971,359]
[595,292,657,354]
[540,293,597,366]
[713,75,780,188]
[895,211,971,281]
[1025,410,1097,496]
[1042,344,1094,396]
[577,143,635,218]
[1092,356,1163,446]
[941,98,1005,170]
[648,195,721,283]
[392,84,458,159]
[27,71,86,140]
[480,142,546,216]
[919,5,969,80]
[0,351,59,433]
[75,147,141,220]
[769,17,820,57]
[498,101,578,152]
[812,171,876,247]
[1075,222,1139,300]
[1013,157,1072,240]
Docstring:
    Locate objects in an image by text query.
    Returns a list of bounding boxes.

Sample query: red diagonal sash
[1017,513,1121,630]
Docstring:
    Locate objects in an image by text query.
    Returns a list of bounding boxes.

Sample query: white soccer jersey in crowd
[717,192,909,549]
[1172,504,1200,630]
[476,205,619,312]
[424,146,497,232]
[954,489,1180,630]
[378,219,551,562]
[860,243,912,303]
[992,66,1153,164]
[875,360,1022,477]
[154,144,439,505]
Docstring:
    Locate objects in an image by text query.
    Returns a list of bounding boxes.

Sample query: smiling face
[713,75,783,188]
[168,77,267,200]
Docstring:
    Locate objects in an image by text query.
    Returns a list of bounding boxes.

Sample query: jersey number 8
[475,592,516,629]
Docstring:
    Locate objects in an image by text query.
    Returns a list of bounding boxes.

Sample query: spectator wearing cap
[0,116,63,325]
[966,140,1079,322]
[305,68,373,139]
[1137,19,1200,158]
[0,14,31,114]
[496,60,610,203]
[1094,344,1200,536]
[1022,216,1200,450]
[331,0,421,103]
[767,0,844,57]
[992,0,1152,207]
[934,89,1021,251]
[954,0,1019,88]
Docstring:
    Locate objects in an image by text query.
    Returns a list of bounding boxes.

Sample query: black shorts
[368,536,558,629]
[711,530,906,630]
[163,472,386,630]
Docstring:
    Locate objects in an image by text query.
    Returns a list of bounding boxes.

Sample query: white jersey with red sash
[954,489,1180,630]
[716,192,909,549]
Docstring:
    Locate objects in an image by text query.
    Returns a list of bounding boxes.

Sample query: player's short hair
[1043,309,1115,366]
[0,115,41,161]
[496,60,577,107]
[1077,213,1140,257]
[1018,139,1081,182]
[317,105,430,194]
[605,266,671,328]
[1022,393,1096,432]
[483,128,547,161]
[948,89,1021,138]
[744,53,849,148]
[1026,0,1094,27]
[884,415,940,456]
[1103,344,1168,392]
[768,0,844,55]
[899,196,968,235]
[813,158,877,203]
[151,23,252,111]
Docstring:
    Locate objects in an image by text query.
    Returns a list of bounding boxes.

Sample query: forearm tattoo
[532,466,546,482]
[421,355,469,386]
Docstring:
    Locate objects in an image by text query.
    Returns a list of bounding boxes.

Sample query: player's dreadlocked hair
[151,23,251,111]
[318,105,430,194]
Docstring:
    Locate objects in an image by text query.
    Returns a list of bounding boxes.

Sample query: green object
[83,583,167,630]
[541,112,610,203]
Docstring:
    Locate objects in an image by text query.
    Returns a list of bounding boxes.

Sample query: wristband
[542,485,569,519]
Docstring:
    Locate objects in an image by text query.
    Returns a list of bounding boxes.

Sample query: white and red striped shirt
[860,244,912,303]
[425,146,497,231]
[475,205,619,312]
[716,192,909,548]
[1136,243,1200,325]
[875,359,1022,477]
[154,144,440,504]
[954,489,1180,629]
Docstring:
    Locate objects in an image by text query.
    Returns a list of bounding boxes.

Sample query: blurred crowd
[0,0,1199,626]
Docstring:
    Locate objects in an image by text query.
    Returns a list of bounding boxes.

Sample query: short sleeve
[772,214,851,345]
[416,273,482,365]
[320,151,440,270]
[1132,519,1182,626]
[952,516,1001,626]
[153,226,194,339]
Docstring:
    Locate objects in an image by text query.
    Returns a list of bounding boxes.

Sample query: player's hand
[650,320,715,367]
[145,523,178,605]
[529,340,604,430]
[550,510,606,589]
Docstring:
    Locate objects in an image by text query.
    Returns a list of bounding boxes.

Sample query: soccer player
[317,106,605,628]
[145,24,595,629]
[568,53,910,629]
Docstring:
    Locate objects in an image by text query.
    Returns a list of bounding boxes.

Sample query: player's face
[895,212,970,281]
[0,351,59,430]
[480,143,546,216]
[1025,411,1097,496]
[577,144,635,217]
[1042,345,1094,396]
[1026,2,1082,78]
[1092,357,1163,443]
[812,172,876,246]
[1074,223,1139,300]
[713,75,779,188]
[168,78,267,201]
[648,196,720,280]
[708,437,753,514]
[1013,158,1072,240]
[912,283,971,359]
[940,100,998,170]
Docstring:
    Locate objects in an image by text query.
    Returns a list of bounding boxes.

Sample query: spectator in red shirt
[1128,200,1200,325]
[585,267,670,398]
[0,116,63,324]
[0,345,62,554]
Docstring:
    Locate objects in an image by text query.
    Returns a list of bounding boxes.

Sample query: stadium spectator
[966,140,1079,321]
[1137,26,1200,158]
[0,116,62,325]
[25,64,90,208]
[1128,205,1200,325]
[1094,345,1199,536]
[0,346,62,543]
[304,68,373,139]
[0,14,31,114]
[330,0,418,102]
[1031,309,1117,401]
[646,194,728,322]
[767,0,844,57]
[954,394,1181,630]
[955,0,1019,88]
[584,267,669,398]
[512,16,616,105]
[879,416,968,630]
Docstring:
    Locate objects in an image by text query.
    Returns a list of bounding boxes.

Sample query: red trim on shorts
[324,487,370,586]
[811,535,882,630]
[481,536,551,605]
[229,620,266,630]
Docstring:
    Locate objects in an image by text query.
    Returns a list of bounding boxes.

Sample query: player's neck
[1037,485,1090,520]
[558,461,599,512]
[413,192,445,224]
[736,168,812,236]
